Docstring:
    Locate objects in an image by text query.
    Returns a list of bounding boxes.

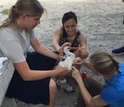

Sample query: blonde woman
[0,0,70,107]
[72,51,124,107]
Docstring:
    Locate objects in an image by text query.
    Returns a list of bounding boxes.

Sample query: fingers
[65,42,71,46]
[68,47,79,51]
[62,42,71,47]
[59,42,71,55]
[72,66,76,71]
[73,57,83,65]
[72,71,75,75]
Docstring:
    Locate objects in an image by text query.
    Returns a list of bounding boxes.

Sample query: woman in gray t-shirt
[0,0,74,106]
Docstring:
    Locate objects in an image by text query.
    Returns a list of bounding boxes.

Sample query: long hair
[90,51,119,76]
[62,11,77,27]
[61,11,77,37]
[0,0,44,29]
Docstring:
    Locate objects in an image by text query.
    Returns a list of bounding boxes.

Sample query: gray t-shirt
[0,28,36,63]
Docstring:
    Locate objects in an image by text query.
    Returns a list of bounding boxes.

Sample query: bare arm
[72,66,108,107]
[78,33,87,48]
[82,60,91,69]
[31,39,60,60]
[14,61,68,81]
[13,38,68,81]
[52,29,71,55]
[52,29,63,52]
[77,33,89,58]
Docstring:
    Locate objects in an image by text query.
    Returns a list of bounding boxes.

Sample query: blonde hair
[0,0,44,29]
[90,51,119,76]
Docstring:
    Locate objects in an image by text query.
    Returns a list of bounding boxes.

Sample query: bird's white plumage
[59,46,75,71]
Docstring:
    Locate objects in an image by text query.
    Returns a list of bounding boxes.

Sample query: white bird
[59,46,75,71]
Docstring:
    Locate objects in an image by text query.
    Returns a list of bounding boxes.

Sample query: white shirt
[0,28,36,63]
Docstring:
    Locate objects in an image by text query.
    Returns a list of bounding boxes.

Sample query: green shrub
[0,9,9,15]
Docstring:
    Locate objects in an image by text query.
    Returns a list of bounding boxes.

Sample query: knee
[49,79,57,94]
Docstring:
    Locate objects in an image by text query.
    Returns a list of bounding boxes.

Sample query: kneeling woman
[72,51,124,107]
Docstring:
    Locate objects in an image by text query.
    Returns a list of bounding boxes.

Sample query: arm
[52,29,62,53]
[14,61,68,81]
[82,60,91,69]
[78,33,87,48]
[78,33,89,58]
[31,38,60,60]
[72,66,108,107]
[13,39,69,81]
[52,29,71,55]
[1,30,69,81]
[1,40,68,81]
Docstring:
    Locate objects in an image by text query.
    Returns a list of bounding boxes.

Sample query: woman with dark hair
[52,11,88,93]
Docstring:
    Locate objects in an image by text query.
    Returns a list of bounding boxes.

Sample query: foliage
[0,9,9,15]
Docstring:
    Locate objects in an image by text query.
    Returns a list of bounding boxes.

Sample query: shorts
[6,51,56,105]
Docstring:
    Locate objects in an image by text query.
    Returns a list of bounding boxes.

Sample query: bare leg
[46,79,57,107]
[58,76,66,91]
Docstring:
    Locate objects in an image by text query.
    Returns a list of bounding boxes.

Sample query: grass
[0,5,3,8]
[0,9,9,15]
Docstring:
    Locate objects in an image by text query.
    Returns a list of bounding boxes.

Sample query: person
[112,46,124,55]
[72,51,124,107]
[0,0,70,107]
[111,0,124,55]
[52,11,88,93]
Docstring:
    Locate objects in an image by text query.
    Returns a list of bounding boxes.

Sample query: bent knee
[49,79,57,93]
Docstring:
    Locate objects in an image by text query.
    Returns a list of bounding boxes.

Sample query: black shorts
[6,51,56,105]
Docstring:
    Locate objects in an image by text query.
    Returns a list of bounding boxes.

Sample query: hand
[55,65,69,76]
[79,47,89,59]
[73,57,83,65]
[58,53,63,62]
[68,47,79,51]
[72,66,82,81]
[59,42,71,55]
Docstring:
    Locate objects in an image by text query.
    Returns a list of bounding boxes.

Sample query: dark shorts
[6,52,56,105]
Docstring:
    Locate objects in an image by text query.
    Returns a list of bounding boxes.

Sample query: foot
[112,46,124,55]
[56,79,75,93]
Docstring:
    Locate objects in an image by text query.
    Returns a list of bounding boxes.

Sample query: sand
[0,0,124,106]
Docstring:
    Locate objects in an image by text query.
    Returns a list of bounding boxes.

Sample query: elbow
[23,78,31,81]
[21,75,32,81]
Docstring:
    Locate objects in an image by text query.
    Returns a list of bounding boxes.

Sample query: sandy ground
[0,0,124,107]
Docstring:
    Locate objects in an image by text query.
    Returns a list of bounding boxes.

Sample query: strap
[71,31,80,47]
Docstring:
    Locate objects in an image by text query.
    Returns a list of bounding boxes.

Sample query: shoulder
[55,28,63,33]
[54,28,63,37]
[77,31,86,40]
[100,82,124,105]
[0,28,16,43]
[0,28,13,34]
